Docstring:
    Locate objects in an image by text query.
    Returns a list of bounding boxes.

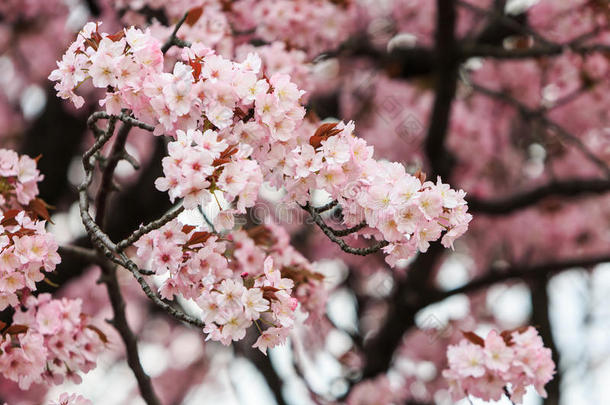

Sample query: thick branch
[467,179,610,214]
[87,117,162,405]
[530,277,560,405]
[95,121,133,229]
[102,263,161,405]
[58,244,103,265]
[435,254,610,300]
[425,0,459,180]
[361,243,445,378]
[235,339,287,405]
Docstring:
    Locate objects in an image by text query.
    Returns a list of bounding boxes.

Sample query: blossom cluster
[0,148,43,208]
[49,23,164,112]
[50,24,470,266]
[442,327,555,404]
[0,150,60,310]
[1,294,105,389]
[133,221,325,353]
[262,120,472,267]
[155,128,262,217]
[0,210,61,310]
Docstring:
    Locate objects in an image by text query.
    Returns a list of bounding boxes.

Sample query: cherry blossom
[443,327,555,404]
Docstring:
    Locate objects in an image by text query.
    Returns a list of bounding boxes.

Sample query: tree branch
[469,82,610,176]
[235,339,288,405]
[361,243,445,379]
[117,204,185,252]
[467,179,610,214]
[102,263,161,405]
[302,204,388,256]
[95,121,133,229]
[434,254,610,301]
[88,117,162,405]
[425,0,459,180]
[161,12,191,53]
[530,277,560,405]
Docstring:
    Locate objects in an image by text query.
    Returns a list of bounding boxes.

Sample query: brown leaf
[185,231,212,247]
[0,321,6,331]
[182,225,196,234]
[43,277,60,288]
[185,6,204,26]
[189,60,202,80]
[107,30,126,42]
[5,324,28,335]
[28,198,53,223]
[213,145,238,166]
[309,123,342,148]
[246,225,276,247]
[500,326,531,346]
[1,209,21,227]
[414,170,427,184]
[461,330,485,347]
[86,325,109,344]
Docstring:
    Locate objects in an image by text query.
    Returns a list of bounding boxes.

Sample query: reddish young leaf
[213,145,239,166]
[309,123,342,148]
[185,6,204,26]
[86,325,109,344]
[182,225,196,234]
[5,324,29,335]
[107,30,126,42]
[500,326,532,346]
[0,321,6,331]
[188,60,202,80]
[414,170,427,184]
[185,231,212,247]
[246,225,277,247]
[28,198,53,222]
[461,330,485,347]
[1,209,21,227]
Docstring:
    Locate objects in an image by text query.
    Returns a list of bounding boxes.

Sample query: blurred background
[1,0,610,404]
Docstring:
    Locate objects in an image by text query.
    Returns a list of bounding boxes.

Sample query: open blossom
[443,327,555,404]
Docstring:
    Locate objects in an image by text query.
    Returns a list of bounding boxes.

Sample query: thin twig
[313,200,338,213]
[470,82,610,176]
[161,12,192,53]
[457,0,554,46]
[302,204,388,256]
[58,244,104,265]
[117,205,185,252]
[197,205,217,234]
